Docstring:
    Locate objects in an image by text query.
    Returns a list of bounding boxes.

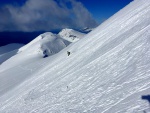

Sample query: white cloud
[0,0,98,32]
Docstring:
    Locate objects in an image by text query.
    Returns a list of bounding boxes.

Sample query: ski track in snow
[0,0,150,113]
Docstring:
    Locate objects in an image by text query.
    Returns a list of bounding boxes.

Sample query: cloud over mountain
[0,0,98,32]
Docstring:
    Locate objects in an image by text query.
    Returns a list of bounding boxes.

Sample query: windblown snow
[0,0,150,113]
[58,28,85,42]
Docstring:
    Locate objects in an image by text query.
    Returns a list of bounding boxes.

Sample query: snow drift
[58,28,85,42]
[0,0,150,113]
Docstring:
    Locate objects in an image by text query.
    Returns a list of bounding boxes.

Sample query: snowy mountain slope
[0,32,70,72]
[0,31,79,95]
[0,44,23,64]
[0,0,150,113]
[0,32,71,97]
[58,28,85,42]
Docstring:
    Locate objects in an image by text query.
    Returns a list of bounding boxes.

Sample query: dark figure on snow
[142,95,150,104]
[141,95,150,113]
[67,51,71,56]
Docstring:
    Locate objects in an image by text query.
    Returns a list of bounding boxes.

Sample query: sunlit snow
[0,0,150,113]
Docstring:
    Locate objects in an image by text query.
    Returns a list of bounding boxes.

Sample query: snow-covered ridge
[58,28,85,42]
[0,29,83,71]
[0,0,150,113]
[18,32,70,57]
[19,29,84,57]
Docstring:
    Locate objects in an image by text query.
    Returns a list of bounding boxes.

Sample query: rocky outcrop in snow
[40,32,70,57]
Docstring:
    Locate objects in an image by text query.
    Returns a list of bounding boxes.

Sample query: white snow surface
[0,32,70,72]
[0,0,150,113]
[58,28,85,42]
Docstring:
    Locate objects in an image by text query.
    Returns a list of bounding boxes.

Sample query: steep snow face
[0,0,150,113]
[0,44,23,64]
[58,28,85,42]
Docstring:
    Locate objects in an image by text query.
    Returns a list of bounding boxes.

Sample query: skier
[67,51,71,56]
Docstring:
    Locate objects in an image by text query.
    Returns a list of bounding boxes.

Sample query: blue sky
[0,0,133,31]
[79,0,133,23]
